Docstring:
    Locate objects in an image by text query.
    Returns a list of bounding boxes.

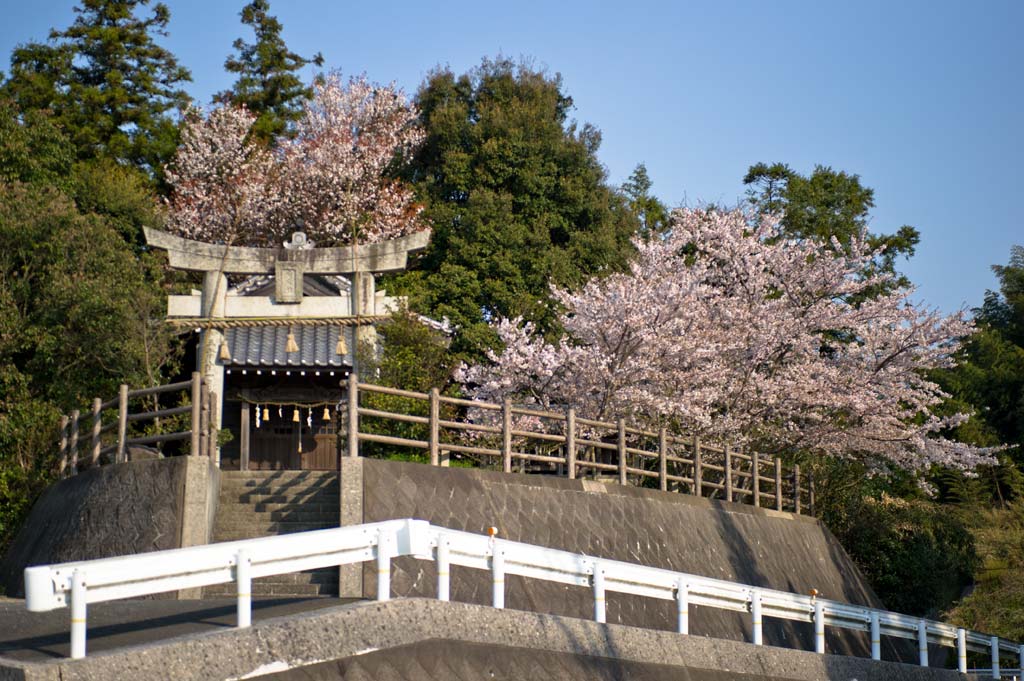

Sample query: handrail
[23,519,1018,675]
[348,374,815,516]
[56,372,214,475]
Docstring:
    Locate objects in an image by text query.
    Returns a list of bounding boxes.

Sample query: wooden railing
[346,374,815,516]
[57,372,217,477]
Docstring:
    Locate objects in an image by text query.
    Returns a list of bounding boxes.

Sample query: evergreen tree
[216,0,322,144]
[744,162,919,289]
[390,58,638,360]
[621,162,669,240]
[2,0,191,172]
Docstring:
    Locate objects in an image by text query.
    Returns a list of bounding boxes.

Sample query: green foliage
[744,162,919,290]
[389,57,638,360]
[824,492,977,616]
[947,503,1024,640]
[622,163,669,240]
[216,0,322,144]
[356,309,458,461]
[0,103,179,553]
[2,0,192,172]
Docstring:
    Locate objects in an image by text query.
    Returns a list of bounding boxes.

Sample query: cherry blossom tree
[459,208,995,474]
[165,72,426,246]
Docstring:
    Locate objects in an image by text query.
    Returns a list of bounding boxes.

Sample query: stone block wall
[342,458,909,661]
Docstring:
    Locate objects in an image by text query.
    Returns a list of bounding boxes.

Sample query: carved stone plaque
[275,261,304,303]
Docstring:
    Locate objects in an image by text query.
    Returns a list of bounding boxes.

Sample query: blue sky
[2,0,1021,313]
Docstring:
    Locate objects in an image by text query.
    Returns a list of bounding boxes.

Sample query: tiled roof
[225,325,352,367]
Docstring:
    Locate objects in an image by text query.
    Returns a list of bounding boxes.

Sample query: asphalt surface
[0,597,357,662]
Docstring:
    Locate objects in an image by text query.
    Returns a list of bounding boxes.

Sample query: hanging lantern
[335,327,348,356]
[322,406,331,421]
[263,406,270,421]
[286,328,299,353]
[292,407,300,423]
[218,339,231,362]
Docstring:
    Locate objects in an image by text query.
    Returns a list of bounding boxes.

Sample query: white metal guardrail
[23,519,1023,677]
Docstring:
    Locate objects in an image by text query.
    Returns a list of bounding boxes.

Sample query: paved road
[0,597,356,662]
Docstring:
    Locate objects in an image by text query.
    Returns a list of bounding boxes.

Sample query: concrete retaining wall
[0,457,219,598]
[0,599,964,681]
[341,458,910,661]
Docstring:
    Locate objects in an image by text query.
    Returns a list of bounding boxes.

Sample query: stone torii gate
[143,227,431,435]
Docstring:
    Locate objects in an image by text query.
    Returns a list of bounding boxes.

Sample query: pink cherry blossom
[165,72,426,246]
[459,208,995,473]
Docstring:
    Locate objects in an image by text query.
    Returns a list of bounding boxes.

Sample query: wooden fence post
[658,428,668,492]
[752,451,760,508]
[617,418,627,485]
[69,409,80,474]
[774,457,783,511]
[117,384,128,463]
[58,415,69,478]
[724,445,733,502]
[502,398,512,473]
[90,398,102,466]
[429,388,440,467]
[693,436,702,497]
[793,464,802,515]
[566,407,576,480]
[347,373,359,458]
[208,392,219,463]
[809,470,816,516]
[199,391,209,457]
[190,373,201,456]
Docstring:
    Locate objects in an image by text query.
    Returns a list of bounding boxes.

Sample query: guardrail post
[59,415,69,478]
[751,589,763,645]
[991,636,1000,679]
[774,458,783,511]
[917,619,928,666]
[236,549,251,628]
[348,373,359,458]
[870,611,881,661]
[592,564,606,623]
[676,579,689,635]
[693,436,702,497]
[190,372,201,456]
[1019,644,1024,681]
[502,398,512,473]
[793,464,802,515]
[658,428,668,491]
[724,445,733,502]
[376,528,390,601]
[566,407,577,480]
[814,601,825,654]
[70,569,87,659]
[436,539,450,601]
[751,452,760,507]
[617,418,627,485]
[69,409,80,474]
[90,398,102,466]
[491,546,505,609]
[956,628,967,673]
[429,388,440,466]
[117,384,128,463]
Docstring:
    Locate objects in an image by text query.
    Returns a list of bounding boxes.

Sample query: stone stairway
[204,470,340,597]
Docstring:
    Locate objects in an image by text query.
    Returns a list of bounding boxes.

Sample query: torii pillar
[144,228,431,438]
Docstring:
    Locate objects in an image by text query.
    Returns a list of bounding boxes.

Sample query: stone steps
[205,470,340,597]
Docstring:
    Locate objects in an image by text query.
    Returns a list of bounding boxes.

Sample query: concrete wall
[0,599,965,681]
[340,458,910,661]
[0,457,219,598]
